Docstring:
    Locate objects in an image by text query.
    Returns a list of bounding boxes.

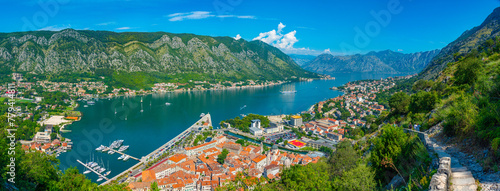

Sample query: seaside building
[290,115,303,127]
[34,132,51,143]
[251,119,261,129]
[264,122,284,134]
[184,140,217,156]
[307,139,336,149]
[250,127,263,136]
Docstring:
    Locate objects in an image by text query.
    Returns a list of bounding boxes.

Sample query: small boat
[114,109,117,114]
[108,150,115,154]
[96,177,103,182]
[141,97,143,103]
[95,145,105,151]
[165,102,171,106]
[118,145,129,152]
[87,101,95,105]
[83,105,88,107]
[200,113,205,118]
[240,105,247,110]
[123,155,130,161]
[118,155,125,160]
[104,171,111,176]
[83,169,91,174]
[98,168,105,173]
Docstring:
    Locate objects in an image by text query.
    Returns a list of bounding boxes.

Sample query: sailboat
[96,176,103,182]
[280,84,297,94]
[83,160,91,174]
[103,161,111,176]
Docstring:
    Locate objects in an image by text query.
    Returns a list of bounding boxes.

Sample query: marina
[76,160,110,182]
[100,113,211,186]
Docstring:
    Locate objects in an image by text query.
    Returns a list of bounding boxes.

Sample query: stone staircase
[403,128,478,191]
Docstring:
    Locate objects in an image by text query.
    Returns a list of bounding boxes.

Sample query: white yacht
[118,145,129,152]
[83,169,91,174]
[123,155,131,161]
[96,177,103,182]
[118,155,125,160]
[95,145,105,151]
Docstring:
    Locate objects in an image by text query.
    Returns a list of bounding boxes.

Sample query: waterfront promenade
[100,113,212,186]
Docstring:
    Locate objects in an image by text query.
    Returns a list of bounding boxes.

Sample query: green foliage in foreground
[252,141,376,191]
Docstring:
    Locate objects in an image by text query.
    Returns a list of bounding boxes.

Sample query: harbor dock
[100,113,212,186]
[76,160,109,181]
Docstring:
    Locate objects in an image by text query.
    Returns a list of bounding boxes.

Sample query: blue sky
[1,0,499,55]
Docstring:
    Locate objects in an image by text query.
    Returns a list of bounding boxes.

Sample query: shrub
[441,94,478,136]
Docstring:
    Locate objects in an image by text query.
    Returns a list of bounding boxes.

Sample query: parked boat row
[82,154,111,182]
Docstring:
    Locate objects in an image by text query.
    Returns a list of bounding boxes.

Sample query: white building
[250,127,263,136]
[264,122,284,134]
[251,119,261,129]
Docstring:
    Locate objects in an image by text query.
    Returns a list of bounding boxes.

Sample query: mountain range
[420,7,500,79]
[302,49,440,75]
[0,29,318,82]
[288,54,317,66]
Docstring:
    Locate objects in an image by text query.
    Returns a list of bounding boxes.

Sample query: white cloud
[234,34,242,40]
[276,30,298,49]
[38,25,71,31]
[252,23,331,56]
[97,22,116,26]
[277,22,286,33]
[253,30,282,44]
[116,27,131,30]
[166,11,255,21]
[397,49,404,52]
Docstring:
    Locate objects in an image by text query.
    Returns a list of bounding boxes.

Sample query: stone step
[451,166,469,172]
[452,171,473,179]
[451,172,477,191]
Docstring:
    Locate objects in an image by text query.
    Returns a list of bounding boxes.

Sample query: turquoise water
[57,73,399,182]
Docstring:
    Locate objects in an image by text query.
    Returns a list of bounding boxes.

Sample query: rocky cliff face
[0,29,317,80]
[302,49,439,74]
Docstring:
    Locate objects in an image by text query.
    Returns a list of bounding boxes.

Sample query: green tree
[217,149,229,164]
[409,91,439,113]
[389,92,410,114]
[454,58,483,86]
[333,164,376,191]
[370,125,408,183]
[151,181,160,191]
[329,140,359,177]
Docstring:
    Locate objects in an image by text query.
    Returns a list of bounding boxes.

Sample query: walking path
[404,128,478,190]
[408,123,500,191]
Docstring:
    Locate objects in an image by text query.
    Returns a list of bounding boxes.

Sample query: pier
[100,113,212,186]
[76,159,109,181]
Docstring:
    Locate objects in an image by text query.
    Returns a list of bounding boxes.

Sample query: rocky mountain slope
[302,49,439,74]
[0,29,318,81]
[288,54,316,66]
[420,7,500,79]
